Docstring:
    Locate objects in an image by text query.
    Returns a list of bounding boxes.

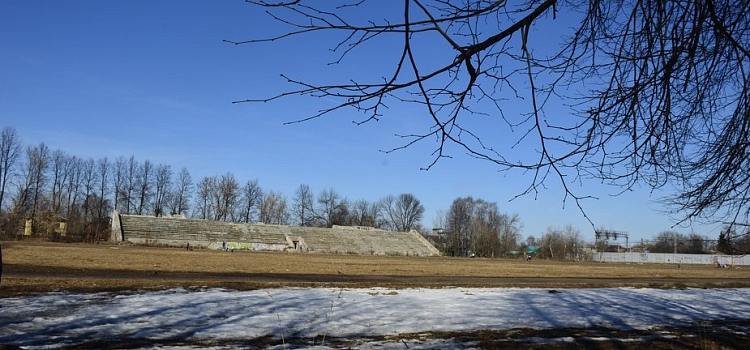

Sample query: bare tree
[562,225,584,260]
[123,156,139,215]
[80,158,96,220]
[11,143,52,222]
[350,199,382,228]
[112,156,126,213]
[152,164,172,217]
[236,0,750,227]
[316,188,349,227]
[468,201,502,257]
[135,160,153,216]
[96,157,111,220]
[539,228,566,260]
[650,231,682,254]
[443,196,522,257]
[382,193,425,232]
[169,167,193,216]
[195,175,215,220]
[64,156,82,220]
[259,190,290,225]
[239,179,262,223]
[445,197,473,257]
[211,173,240,222]
[650,230,709,254]
[292,183,314,226]
[349,199,368,226]
[27,143,50,220]
[498,213,522,255]
[433,210,447,231]
[11,157,35,217]
[0,127,22,215]
[537,225,583,260]
[49,150,71,215]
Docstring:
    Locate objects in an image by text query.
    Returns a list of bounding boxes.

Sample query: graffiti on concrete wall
[594,252,750,265]
[224,241,287,251]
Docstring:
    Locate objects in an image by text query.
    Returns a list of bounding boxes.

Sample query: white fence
[592,252,750,266]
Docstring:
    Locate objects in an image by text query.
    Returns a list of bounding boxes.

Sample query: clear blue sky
[0,1,723,243]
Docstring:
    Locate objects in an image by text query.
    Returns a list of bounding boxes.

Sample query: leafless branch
[233,0,750,226]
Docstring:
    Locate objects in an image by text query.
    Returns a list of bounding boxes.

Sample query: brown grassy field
[2,241,750,349]
[2,241,750,296]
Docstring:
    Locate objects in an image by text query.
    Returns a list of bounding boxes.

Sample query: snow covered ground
[1,287,749,349]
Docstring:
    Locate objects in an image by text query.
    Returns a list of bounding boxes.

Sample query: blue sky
[0,1,723,243]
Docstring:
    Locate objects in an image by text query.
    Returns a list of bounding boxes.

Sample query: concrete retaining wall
[592,252,750,265]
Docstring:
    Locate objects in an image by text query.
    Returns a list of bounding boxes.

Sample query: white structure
[593,252,750,265]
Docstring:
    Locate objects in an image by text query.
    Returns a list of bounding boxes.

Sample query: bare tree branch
[234,0,750,227]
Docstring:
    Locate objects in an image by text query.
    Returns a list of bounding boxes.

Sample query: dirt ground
[2,241,749,296]
[2,241,749,349]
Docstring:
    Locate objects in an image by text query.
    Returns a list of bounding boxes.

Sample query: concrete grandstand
[111,211,440,257]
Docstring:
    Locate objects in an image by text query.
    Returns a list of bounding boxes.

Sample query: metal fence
[592,252,750,265]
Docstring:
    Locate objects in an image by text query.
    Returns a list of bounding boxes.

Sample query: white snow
[1,287,749,349]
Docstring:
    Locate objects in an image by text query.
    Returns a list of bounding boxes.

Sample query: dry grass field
[2,241,749,296]
[2,241,750,349]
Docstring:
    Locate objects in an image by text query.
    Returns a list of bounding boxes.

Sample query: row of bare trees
[0,127,120,239]
[648,227,750,255]
[0,126,426,239]
[109,157,193,218]
[527,226,586,261]
[647,231,714,254]
[435,197,522,257]
[6,125,735,254]
[279,185,425,231]
[193,174,296,226]
[432,197,586,259]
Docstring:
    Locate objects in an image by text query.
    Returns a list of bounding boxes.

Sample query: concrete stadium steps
[114,213,439,256]
[290,226,438,256]
[118,215,289,248]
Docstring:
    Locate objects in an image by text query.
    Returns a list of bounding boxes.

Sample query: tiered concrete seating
[289,226,439,256]
[118,215,288,249]
[114,212,439,256]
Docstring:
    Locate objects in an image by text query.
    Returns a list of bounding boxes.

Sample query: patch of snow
[1,287,749,349]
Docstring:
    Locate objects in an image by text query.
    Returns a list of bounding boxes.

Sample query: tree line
[433,197,522,258]
[605,228,750,255]
[3,125,744,255]
[0,126,429,241]
[0,125,535,256]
